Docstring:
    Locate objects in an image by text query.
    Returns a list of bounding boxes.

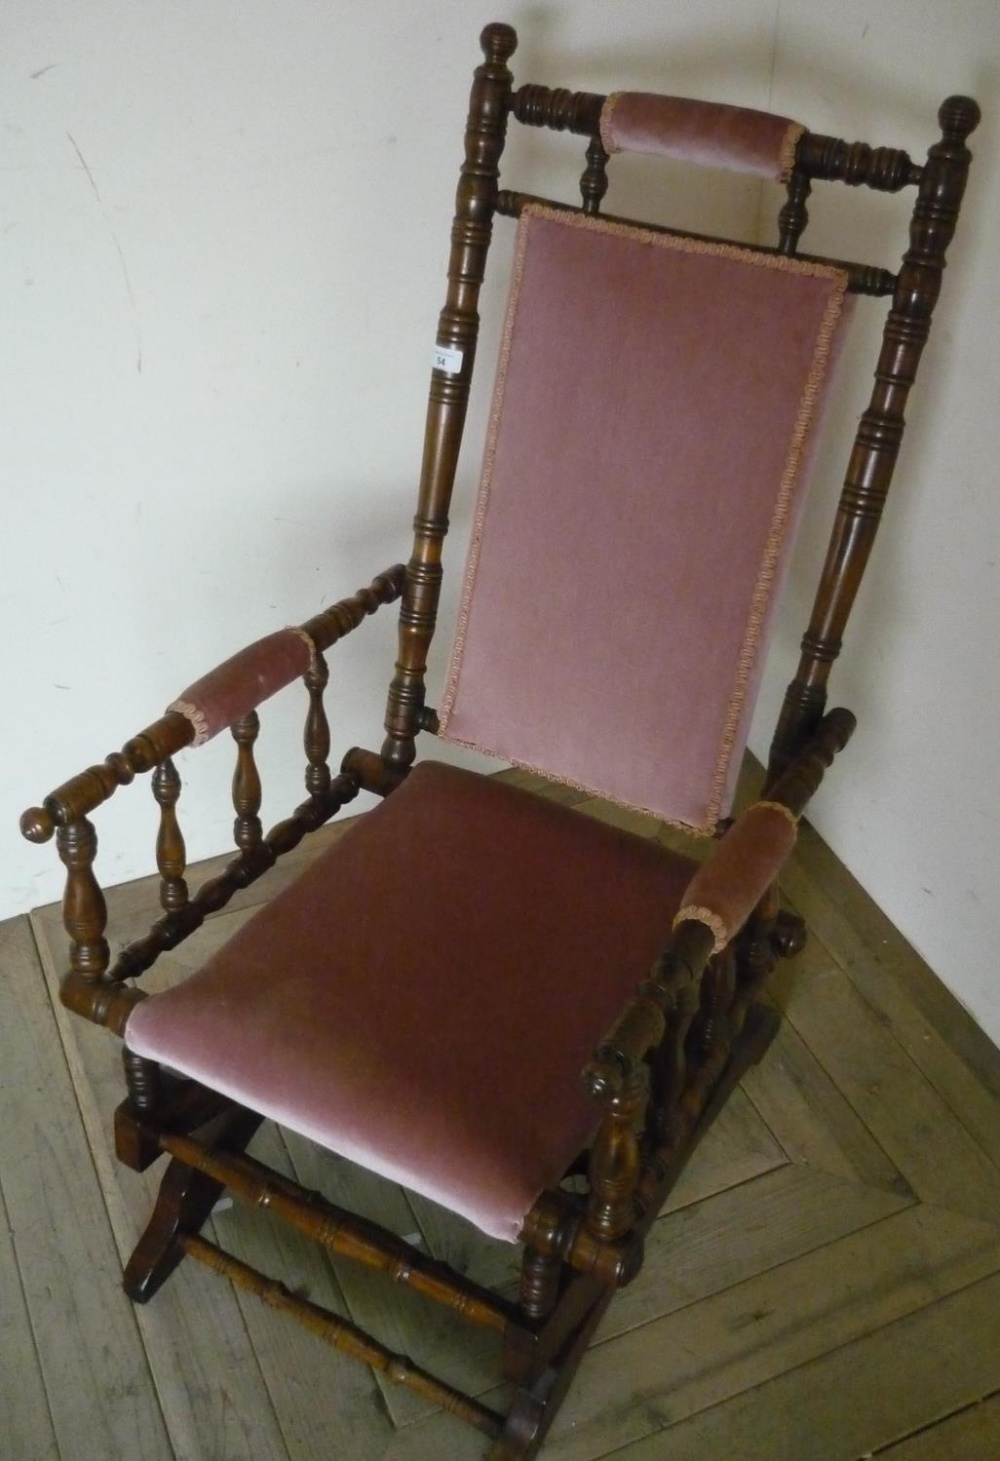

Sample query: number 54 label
[432,343,464,375]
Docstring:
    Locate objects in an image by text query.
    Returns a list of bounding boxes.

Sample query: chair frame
[20,23,979,1460]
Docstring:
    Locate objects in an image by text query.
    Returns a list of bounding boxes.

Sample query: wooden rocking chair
[20,23,979,1459]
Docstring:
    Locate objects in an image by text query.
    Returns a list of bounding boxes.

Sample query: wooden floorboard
[876,1389,1000,1458]
[0,1170,59,1461]
[772,947,1000,1227]
[539,1204,1000,1459]
[593,1273,1000,1461]
[6,768,1000,1461]
[0,917,174,1461]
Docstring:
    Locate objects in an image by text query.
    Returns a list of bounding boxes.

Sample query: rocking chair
[20,23,979,1460]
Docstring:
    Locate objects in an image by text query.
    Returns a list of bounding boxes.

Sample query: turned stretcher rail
[163,1133,521,1334]
[181,1234,505,1439]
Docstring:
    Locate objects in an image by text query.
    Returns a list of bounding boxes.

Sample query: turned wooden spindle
[778,168,812,253]
[122,1046,162,1116]
[648,980,700,1149]
[509,83,604,136]
[689,946,737,1062]
[518,1247,562,1322]
[56,818,109,980]
[382,22,518,770]
[796,132,921,191]
[231,712,263,855]
[303,650,331,798]
[585,1062,647,1244]
[736,907,780,1013]
[152,757,188,913]
[580,134,609,214]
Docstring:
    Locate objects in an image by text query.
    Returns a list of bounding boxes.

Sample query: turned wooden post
[580,135,609,214]
[56,818,109,981]
[769,97,981,776]
[585,1062,647,1244]
[381,23,517,769]
[777,168,812,253]
[648,981,701,1149]
[518,1247,562,1323]
[303,650,331,798]
[689,946,737,1062]
[122,1046,162,1117]
[509,84,604,136]
[152,757,188,913]
[231,711,263,855]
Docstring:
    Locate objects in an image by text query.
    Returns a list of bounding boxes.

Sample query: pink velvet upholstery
[600,93,803,182]
[674,801,798,952]
[439,207,849,832]
[125,762,697,1242]
[168,628,315,746]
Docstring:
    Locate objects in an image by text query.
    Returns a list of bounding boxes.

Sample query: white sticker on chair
[432,343,464,374]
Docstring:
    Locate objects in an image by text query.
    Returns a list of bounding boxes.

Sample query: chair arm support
[20,565,405,843]
[583,707,855,1097]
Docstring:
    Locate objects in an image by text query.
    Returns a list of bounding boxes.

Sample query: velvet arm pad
[673,801,798,952]
[167,627,315,746]
[599,93,804,182]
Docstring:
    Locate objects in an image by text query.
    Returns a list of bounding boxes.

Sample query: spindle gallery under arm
[20,22,979,1460]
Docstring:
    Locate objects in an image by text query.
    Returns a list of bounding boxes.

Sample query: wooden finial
[939,95,981,142]
[20,805,55,843]
[480,22,517,64]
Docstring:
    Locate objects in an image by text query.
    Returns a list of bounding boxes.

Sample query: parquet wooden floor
[4,766,999,1460]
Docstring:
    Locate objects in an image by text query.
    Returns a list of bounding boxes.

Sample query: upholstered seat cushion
[125,762,697,1241]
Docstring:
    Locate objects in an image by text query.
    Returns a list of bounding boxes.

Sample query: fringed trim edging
[673,904,729,954]
[167,698,210,748]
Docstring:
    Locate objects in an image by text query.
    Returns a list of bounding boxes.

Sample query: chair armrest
[20,565,405,842]
[584,707,856,1095]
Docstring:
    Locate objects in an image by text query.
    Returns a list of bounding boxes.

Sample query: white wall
[3,2,998,1043]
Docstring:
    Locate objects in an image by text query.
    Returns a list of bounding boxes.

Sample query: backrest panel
[438,206,849,831]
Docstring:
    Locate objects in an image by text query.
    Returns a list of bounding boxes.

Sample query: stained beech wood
[152,758,188,913]
[381,24,518,770]
[303,650,331,797]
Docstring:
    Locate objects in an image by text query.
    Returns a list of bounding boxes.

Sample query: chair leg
[502,1246,563,1384]
[491,1283,616,1460]
[123,1106,262,1303]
